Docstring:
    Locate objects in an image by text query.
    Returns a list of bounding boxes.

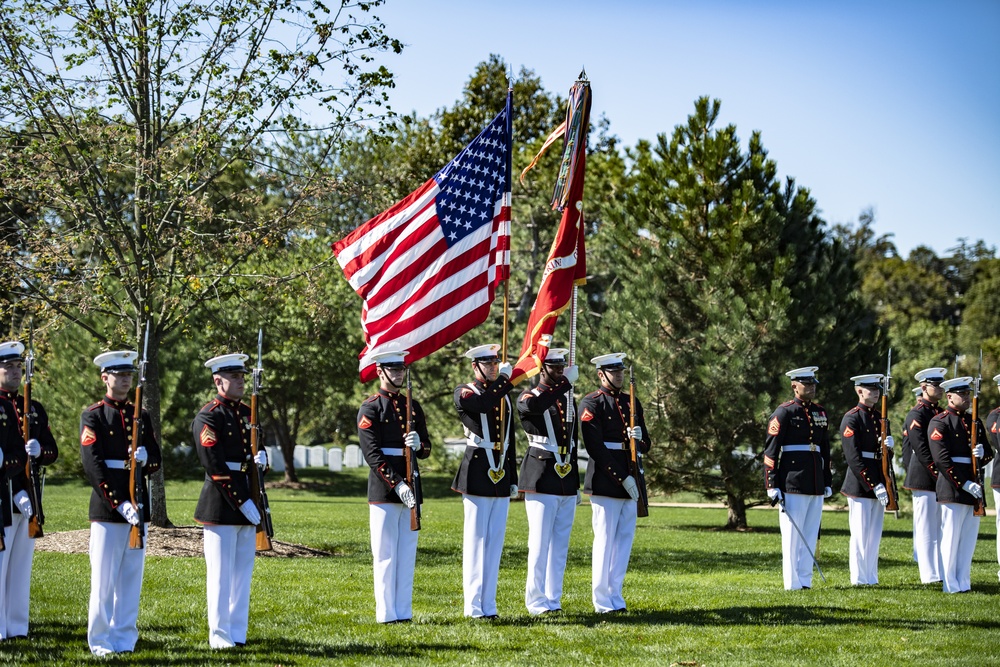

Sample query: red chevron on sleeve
[930,428,943,441]
[843,426,854,438]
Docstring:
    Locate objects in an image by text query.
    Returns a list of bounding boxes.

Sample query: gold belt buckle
[810,444,817,452]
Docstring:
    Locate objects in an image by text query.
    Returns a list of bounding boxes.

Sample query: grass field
[2,469,998,666]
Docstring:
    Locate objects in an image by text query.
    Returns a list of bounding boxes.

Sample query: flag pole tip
[578,67,588,81]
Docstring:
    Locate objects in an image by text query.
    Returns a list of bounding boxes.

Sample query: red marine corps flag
[509,73,591,385]
[332,94,512,381]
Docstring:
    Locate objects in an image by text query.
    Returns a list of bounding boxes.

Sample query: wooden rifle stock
[628,367,649,518]
[22,363,44,539]
[970,393,986,517]
[405,370,420,531]
[128,382,145,549]
[249,391,274,551]
[879,393,899,512]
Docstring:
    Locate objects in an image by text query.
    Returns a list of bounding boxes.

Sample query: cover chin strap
[600,370,622,392]
[379,367,405,390]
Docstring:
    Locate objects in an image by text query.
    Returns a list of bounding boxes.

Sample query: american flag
[332,94,512,381]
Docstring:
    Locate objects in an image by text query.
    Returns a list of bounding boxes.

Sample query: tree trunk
[142,326,172,527]
[725,489,748,531]
[274,419,299,483]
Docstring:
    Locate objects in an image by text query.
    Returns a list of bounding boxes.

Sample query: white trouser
[462,495,509,617]
[847,496,885,585]
[0,524,10,640]
[4,513,35,638]
[524,493,576,614]
[778,493,823,590]
[940,503,980,593]
[590,495,636,613]
[370,503,419,623]
[203,524,256,648]
[993,489,1000,577]
[911,490,942,583]
[88,521,147,655]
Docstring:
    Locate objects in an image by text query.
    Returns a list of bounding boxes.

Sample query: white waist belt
[104,460,129,469]
[783,444,819,452]
[603,441,625,451]
[528,440,558,453]
[381,448,404,457]
[952,456,972,464]
[861,451,878,460]
[467,437,498,449]
[227,461,248,471]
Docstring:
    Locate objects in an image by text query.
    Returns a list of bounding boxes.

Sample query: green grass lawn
[3,469,999,666]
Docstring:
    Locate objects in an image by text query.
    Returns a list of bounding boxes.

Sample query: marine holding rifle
[580,353,649,614]
[192,353,269,648]
[839,373,892,586]
[81,350,161,656]
[357,346,431,624]
[0,340,58,640]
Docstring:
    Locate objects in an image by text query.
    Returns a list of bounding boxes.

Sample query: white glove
[239,499,262,525]
[498,362,513,379]
[873,483,889,507]
[254,448,268,467]
[133,446,148,466]
[563,365,579,384]
[972,443,984,459]
[14,490,32,517]
[824,487,833,499]
[395,481,416,508]
[25,438,41,458]
[404,431,420,452]
[576,489,582,506]
[767,488,783,504]
[962,480,984,499]
[883,435,894,450]
[0,446,5,467]
[117,501,140,526]
[622,475,640,501]
[510,484,519,499]
[627,426,643,441]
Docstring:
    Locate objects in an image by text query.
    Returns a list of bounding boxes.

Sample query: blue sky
[370,0,999,257]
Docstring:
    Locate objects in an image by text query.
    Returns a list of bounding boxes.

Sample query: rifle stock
[405,369,420,531]
[128,381,145,549]
[250,328,274,551]
[628,366,649,518]
[971,351,986,517]
[880,351,899,512]
[22,337,44,539]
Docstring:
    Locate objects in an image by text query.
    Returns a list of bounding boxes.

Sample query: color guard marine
[192,353,268,648]
[839,373,892,586]
[928,377,993,593]
[357,346,432,624]
[516,348,580,615]
[579,353,649,614]
[81,351,161,656]
[452,343,517,619]
[986,373,1000,582]
[0,341,57,640]
[902,367,947,584]
[763,366,831,591]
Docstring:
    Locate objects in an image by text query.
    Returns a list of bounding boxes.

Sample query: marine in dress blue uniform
[357,347,431,623]
[516,348,580,615]
[902,367,946,583]
[452,343,517,619]
[0,343,29,641]
[579,353,650,613]
[81,351,162,656]
[0,341,59,639]
[987,373,1000,582]
[928,377,994,593]
[192,353,268,648]
[763,366,831,590]
[839,373,892,585]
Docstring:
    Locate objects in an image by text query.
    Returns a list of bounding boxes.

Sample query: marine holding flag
[332,94,512,377]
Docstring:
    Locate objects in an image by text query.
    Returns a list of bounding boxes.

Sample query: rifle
[970,350,986,517]
[628,366,649,518]
[880,349,899,512]
[405,368,420,531]
[128,323,150,549]
[250,328,274,551]
[22,322,44,538]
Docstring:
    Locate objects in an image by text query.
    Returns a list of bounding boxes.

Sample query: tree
[0,0,400,524]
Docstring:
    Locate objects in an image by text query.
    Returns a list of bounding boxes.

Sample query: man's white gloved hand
[622,475,640,501]
[404,431,420,451]
[25,438,41,458]
[972,443,984,459]
[498,362,513,379]
[883,435,894,450]
[510,484,519,499]
[962,480,984,499]
[133,446,148,466]
[824,487,833,499]
[117,501,140,526]
[239,499,262,525]
[395,481,416,508]
[563,365,579,384]
[254,448,268,467]
[627,426,643,441]
[873,483,889,507]
[767,488,783,504]
[14,490,32,517]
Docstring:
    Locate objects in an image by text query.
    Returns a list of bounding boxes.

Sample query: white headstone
[308,445,326,467]
[344,444,363,468]
[265,446,285,473]
[328,447,343,472]
[293,445,308,469]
